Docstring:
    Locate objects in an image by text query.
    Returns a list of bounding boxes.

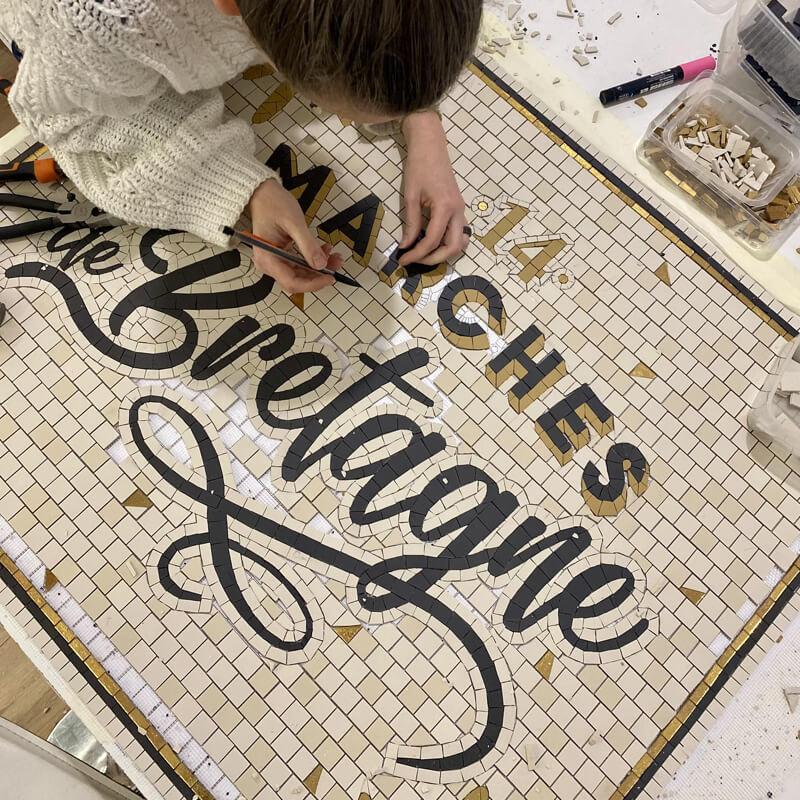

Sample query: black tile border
[0,558,193,800]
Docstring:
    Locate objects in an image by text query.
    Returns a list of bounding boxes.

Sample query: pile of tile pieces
[481,1,607,61]
[676,116,778,201]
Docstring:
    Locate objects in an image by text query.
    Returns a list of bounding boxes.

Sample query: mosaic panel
[1,57,800,800]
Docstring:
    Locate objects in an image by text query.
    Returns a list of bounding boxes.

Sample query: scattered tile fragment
[333,625,362,644]
[680,586,706,605]
[535,650,555,681]
[608,11,623,24]
[635,97,648,108]
[303,764,324,796]
[573,53,590,67]
[289,292,306,311]
[592,109,599,123]
[557,10,574,18]
[784,688,800,714]
[123,489,153,509]
[630,363,657,380]
[508,2,522,19]
[43,568,58,592]
[525,741,545,770]
[655,261,672,286]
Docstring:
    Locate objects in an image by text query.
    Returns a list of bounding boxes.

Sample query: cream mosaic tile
[1,56,800,800]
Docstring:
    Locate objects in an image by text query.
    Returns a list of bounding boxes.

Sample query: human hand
[247,179,342,293]
[399,110,469,267]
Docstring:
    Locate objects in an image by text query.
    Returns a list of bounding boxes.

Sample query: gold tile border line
[0,551,215,800]
[466,61,795,343]
[607,556,800,799]
[470,58,800,797]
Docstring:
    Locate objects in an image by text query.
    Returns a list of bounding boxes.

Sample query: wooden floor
[0,626,69,739]
[0,43,19,136]
[0,44,63,742]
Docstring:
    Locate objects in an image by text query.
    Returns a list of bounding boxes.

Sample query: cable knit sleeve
[6,5,277,248]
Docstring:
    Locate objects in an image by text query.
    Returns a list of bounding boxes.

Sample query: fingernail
[314,253,327,269]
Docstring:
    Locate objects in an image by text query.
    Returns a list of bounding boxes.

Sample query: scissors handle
[0,158,61,184]
[0,192,65,213]
[0,217,63,240]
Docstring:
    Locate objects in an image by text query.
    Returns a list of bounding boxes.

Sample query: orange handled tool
[0,78,11,96]
[0,158,62,184]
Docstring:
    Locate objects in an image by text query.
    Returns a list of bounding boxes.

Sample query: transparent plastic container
[693,0,738,12]
[662,79,800,207]
[749,336,800,458]
[737,0,800,102]
[638,0,800,257]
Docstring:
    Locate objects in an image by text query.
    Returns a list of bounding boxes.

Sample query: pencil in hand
[224,226,361,289]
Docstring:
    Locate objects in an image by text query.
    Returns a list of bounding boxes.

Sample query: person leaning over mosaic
[0,0,481,294]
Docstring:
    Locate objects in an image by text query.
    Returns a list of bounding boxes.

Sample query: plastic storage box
[749,336,800,458]
[693,0,737,13]
[638,0,800,257]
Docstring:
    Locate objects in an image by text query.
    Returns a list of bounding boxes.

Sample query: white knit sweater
[0,0,279,247]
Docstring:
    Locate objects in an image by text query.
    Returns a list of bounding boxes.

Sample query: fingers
[400,203,467,266]
[321,243,344,272]
[285,214,328,271]
[415,211,471,267]
[252,251,334,293]
[400,193,424,249]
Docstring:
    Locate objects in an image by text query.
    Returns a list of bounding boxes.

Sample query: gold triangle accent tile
[252,81,293,124]
[243,63,275,80]
[680,586,706,605]
[464,788,489,800]
[290,293,305,312]
[332,625,361,644]
[358,795,371,800]
[123,489,152,509]
[534,650,555,682]
[303,764,323,796]
[43,568,58,592]
[655,262,672,286]
[630,362,657,380]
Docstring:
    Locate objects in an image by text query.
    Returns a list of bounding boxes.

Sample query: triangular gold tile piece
[339,117,353,127]
[358,795,370,800]
[290,293,305,311]
[303,764,323,796]
[464,788,489,800]
[534,650,555,682]
[630,362,657,380]
[655,262,672,286]
[123,489,152,509]
[243,63,275,80]
[333,625,361,644]
[43,568,58,592]
[679,586,705,605]
[784,687,800,713]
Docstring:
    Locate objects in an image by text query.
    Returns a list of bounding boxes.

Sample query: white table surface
[483,0,800,315]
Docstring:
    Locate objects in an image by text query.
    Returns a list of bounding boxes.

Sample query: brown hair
[237,0,483,115]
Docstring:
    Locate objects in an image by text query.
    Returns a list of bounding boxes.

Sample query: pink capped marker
[599,56,717,106]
